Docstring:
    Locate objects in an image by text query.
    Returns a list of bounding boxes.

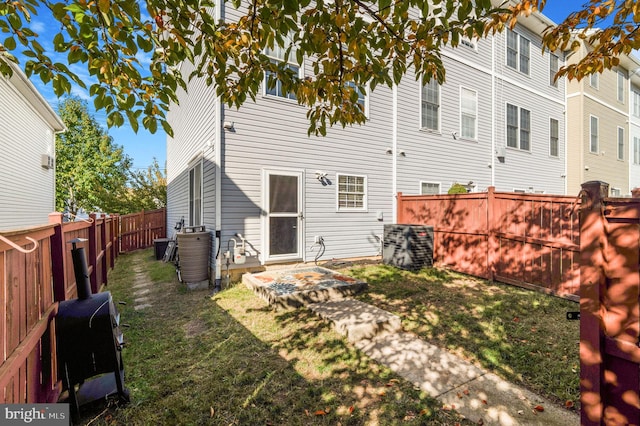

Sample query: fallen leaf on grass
[419,408,432,416]
[378,390,386,397]
[348,406,354,414]
[533,405,544,412]
[324,407,331,413]
[457,392,463,399]
[513,317,520,322]
[314,410,327,416]
[565,400,574,409]
[209,407,215,418]
[481,399,488,405]
[463,389,470,395]
[305,409,310,417]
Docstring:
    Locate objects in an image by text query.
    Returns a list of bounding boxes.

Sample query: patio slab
[307,299,402,342]
[242,266,367,308]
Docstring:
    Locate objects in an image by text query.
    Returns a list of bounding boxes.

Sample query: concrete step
[307,299,402,343]
[242,267,367,309]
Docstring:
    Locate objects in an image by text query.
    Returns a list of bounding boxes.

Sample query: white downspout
[214,3,223,291]
[491,36,496,186]
[392,83,398,222]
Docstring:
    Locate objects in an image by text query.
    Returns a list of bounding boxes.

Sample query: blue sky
[20,0,588,171]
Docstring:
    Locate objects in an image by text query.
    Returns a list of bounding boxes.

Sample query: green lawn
[82,250,469,425]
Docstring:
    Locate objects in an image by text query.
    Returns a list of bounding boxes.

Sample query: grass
[342,264,580,411]
[81,250,468,425]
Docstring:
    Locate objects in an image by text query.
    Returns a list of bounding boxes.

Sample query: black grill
[56,239,129,422]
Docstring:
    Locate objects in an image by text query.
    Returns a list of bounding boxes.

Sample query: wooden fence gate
[580,181,640,424]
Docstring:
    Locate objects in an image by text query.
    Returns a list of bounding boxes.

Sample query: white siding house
[166,4,567,283]
[0,63,65,230]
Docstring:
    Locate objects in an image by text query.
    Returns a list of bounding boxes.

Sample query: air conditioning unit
[41,154,54,169]
[383,224,434,271]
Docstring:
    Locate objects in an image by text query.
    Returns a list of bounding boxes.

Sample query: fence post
[48,212,66,302]
[580,180,609,425]
[486,187,497,281]
[88,213,98,294]
[100,214,107,287]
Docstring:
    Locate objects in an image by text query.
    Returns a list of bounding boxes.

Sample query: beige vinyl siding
[581,97,628,193]
[0,74,59,230]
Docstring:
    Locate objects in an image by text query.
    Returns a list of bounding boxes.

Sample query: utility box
[383,224,434,271]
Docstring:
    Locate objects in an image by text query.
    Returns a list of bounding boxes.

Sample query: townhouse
[165,4,567,281]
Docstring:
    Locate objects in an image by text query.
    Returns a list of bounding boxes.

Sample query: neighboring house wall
[629,83,640,190]
[0,64,64,230]
[565,40,638,195]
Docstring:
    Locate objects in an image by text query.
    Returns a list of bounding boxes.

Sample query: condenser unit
[383,224,434,271]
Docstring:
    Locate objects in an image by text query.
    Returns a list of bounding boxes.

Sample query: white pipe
[214,2,224,289]
[392,83,398,222]
[491,36,496,186]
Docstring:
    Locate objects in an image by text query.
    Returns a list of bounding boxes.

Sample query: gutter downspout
[392,83,398,222]
[491,36,496,186]
[213,3,223,292]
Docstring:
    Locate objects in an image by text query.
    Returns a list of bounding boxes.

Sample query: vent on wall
[41,154,54,169]
[383,224,434,271]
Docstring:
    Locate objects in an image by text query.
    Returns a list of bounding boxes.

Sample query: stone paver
[134,303,153,311]
[133,288,150,297]
[308,299,402,342]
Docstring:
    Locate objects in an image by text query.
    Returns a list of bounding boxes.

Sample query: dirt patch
[183,319,208,338]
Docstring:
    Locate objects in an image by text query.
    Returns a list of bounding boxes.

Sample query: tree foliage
[1,0,637,135]
[55,96,132,215]
[126,158,167,213]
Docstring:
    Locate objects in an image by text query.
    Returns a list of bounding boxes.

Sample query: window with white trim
[506,103,530,151]
[617,71,625,103]
[337,174,367,211]
[549,118,559,157]
[345,81,367,117]
[590,115,599,153]
[611,188,621,197]
[618,127,625,160]
[634,136,640,164]
[264,41,299,100]
[460,87,477,139]
[421,79,440,131]
[506,30,530,75]
[420,182,440,195]
[634,91,640,117]
[549,54,559,87]
[589,73,599,89]
[189,161,202,226]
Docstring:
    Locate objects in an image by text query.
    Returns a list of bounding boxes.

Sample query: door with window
[264,170,303,261]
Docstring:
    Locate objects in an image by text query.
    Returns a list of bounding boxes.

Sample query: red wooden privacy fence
[580,181,640,425]
[0,208,165,404]
[119,209,166,252]
[397,187,580,300]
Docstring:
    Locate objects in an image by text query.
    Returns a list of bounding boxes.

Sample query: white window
[420,182,441,195]
[345,81,368,117]
[634,136,640,164]
[421,79,440,131]
[460,38,476,50]
[506,30,530,75]
[611,188,621,197]
[264,41,299,100]
[633,91,640,117]
[337,174,367,211]
[549,118,559,157]
[549,54,559,87]
[618,127,625,161]
[590,115,599,153]
[617,71,625,103]
[506,103,531,151]
[189,161,203,226]
[590,73,599,89]
[460,87,477,139]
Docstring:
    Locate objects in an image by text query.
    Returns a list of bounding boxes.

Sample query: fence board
[119,209,166,252]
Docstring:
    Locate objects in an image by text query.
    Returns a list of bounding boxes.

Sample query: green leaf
[4,36,16,50]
